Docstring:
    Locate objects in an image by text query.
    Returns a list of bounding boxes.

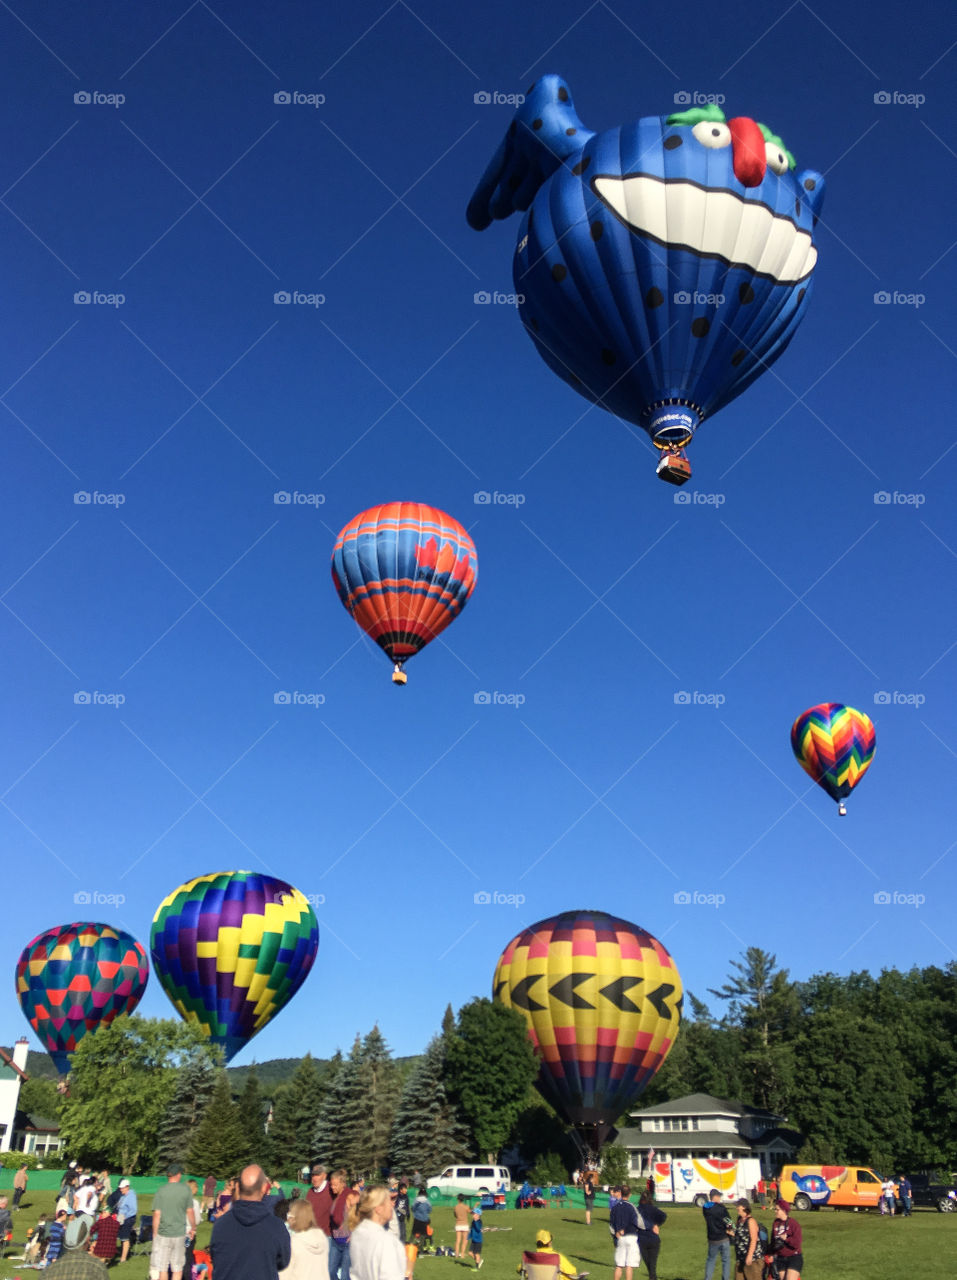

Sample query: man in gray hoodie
[210,1166,291,1280]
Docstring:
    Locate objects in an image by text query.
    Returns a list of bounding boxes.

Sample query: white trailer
[651,1158,762,1206]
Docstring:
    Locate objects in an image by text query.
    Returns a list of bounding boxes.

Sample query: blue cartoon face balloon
[467,76,825,483]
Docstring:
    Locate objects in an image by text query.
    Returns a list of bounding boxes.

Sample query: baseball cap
[536,1230,552,1247]
[119,1179,130,1188]
[472,1206,482,1216]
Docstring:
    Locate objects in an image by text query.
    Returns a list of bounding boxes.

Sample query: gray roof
[630,1093,783,1122]
[617,1126,753,1153]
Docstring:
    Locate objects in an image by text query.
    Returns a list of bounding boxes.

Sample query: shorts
[775,1255,803,1275]
[735,1261,764,1280]
[470,1241,482,1255]
[150,1234,186,1276]
[614,1236,641,1268]
[117,1219,135,1242]
[456,1225,469,1233]
[412,1220,430,1238]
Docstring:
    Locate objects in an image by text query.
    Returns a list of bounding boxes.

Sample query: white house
[616,1092,801,1178]
[0,1040,30,1152]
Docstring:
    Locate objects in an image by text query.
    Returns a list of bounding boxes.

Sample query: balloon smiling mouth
[591,173,817,285]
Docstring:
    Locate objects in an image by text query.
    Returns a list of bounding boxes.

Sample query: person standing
[769,1200,802,1280]
[897,1176,912,1218]
[636,1189,666,1280]
[75,1178,99,1228]
[279,1199,329,1280]
[410,1187,431,1247]
[116,1179,138,1265]
[610,1184,640,1280]
[582,1170,596,1226]
[210,1165,291,1280]
[348,1188,407,1280]
[468,1206,483,1270]
[394,1184,410,1243]
[13,1165,29,1210]
[307,1168,334,1238]
[328,1171,357,1280]
[453,1195,470,1257]
[202,1175,218,1218]
[149,1164,196,1280]
[731,1200,763,1280]
[702,1190,733,1280]
[881,1178,895,1216]
[45,1210,69,1266]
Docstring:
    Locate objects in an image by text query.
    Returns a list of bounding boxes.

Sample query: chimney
[13,1039,29,1073]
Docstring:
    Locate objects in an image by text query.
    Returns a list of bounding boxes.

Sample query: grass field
[3,1195,953,1280]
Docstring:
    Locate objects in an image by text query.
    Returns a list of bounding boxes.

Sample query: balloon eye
[765,143,789,175]
[692,121,731,149]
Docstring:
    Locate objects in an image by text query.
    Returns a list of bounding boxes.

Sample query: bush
[0,1151,43,1170]
[529,1152,569,1185]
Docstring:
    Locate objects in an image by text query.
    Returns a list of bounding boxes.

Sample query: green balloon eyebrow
[758,123,797,171]
[665,105,727,127]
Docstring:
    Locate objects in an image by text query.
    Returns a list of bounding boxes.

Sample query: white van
[427,1165,511,1196]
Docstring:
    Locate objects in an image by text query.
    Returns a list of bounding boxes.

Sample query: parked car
[426,1165,511,1197]
[905,1172,957,1213]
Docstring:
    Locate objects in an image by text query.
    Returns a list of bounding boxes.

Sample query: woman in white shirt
[348,1187,408,1280]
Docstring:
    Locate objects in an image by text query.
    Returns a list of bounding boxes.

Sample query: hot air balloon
[791,702,876,816]
[150,871,318,1061]
[15,923,149,1075]
[332,502,478,684]
[467,76,824,486]
[493,910,682,1149]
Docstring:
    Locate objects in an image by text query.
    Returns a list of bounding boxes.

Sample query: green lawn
[4,1196,953,1280]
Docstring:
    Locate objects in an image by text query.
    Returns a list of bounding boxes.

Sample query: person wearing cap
[44,1210,70,1266]
[518,1229,577,1280]
[769,1200,802,1280]
[150,1164,196,1280]
[467,1206,483,1269]
[116,1179,138,1264]
[702,1189,733,1280]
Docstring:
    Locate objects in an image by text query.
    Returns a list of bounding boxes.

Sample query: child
[469,1206,484,1270]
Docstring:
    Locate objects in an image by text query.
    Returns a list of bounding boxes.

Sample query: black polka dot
[601,348,616,366]
[558,86,568,102]
[571,156,591,176]
[731,349,746,366]
[533,118,543,131]
[710,127,722,137]
[797,288,806,302]
[590,222,604,241]
[738,283,755,304]
[664,135,682,150]
[645,287,664,308]
[566,127,577,136]
[691,318,710,338]
[804,177,816,191]
[551,264,567,282]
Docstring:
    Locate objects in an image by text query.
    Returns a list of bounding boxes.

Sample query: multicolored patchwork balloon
[791,702,876,815]
[15,923,149,1074]
[468,76,824,486]
[493,910,682,1143]
[150,871,319,1062]
[332,502,478,684]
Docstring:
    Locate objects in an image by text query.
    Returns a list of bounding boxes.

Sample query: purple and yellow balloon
[150,871,319,1061]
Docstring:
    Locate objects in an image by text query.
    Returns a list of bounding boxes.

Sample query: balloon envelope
[791,702,876,804]
[332,502,477,673]
[16,922,149,1074]
[150,871,319,1061]
[493,909,682,1131]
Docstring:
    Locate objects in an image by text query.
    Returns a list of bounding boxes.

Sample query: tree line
[43,952,957,1175]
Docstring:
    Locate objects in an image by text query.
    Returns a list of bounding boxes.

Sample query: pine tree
[360,1026,402,1176]
[156,1056,217,1172]
[270,1054,329,1176]
[236,1066,272,1167]
[315,1037,365,1171]
[389,1033,471,1173]
[187,1072,248,1178]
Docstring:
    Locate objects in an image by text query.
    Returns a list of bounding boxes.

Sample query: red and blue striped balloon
[332,502,477,681]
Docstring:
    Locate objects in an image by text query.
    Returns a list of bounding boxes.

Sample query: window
[475,1168,495,1178]
[454,1168,469,1178]
[857,1171,878,1184]
[692,1119,699,1131]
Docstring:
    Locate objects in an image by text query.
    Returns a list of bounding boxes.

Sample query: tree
[360,1026,402,1175]
[641,993,743,1105]
[156,1055,218,1172]
[271,1053,330,1177]
[57,1015,220,1174]
[390,1033,472,1173]
[187,1072,249,1178]
[236,1066,271,1166]
[709,948,798,1113]
[600,1143,629,1187]
[445,998,539,1160]
[530,1151,569,1185]
[18,1077,63,1123]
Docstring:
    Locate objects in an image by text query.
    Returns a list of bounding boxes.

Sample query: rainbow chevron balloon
[151,871,318,1061]
[791,702,876,807]
[493,910,682,1135]
[16,922,149,1074]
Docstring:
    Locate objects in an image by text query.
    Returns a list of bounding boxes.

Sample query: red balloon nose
[728,117,766,187]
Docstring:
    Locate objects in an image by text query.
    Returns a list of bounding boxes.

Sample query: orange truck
[779,1164,894,1211]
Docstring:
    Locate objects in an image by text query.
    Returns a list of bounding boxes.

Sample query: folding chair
[520,1250,561,1280]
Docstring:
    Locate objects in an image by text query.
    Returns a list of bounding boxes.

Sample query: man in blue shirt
[116,1180,138,1265]
[702,1190,732,1280]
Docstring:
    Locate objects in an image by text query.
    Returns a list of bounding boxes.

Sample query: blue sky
[2,0,956,1073]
